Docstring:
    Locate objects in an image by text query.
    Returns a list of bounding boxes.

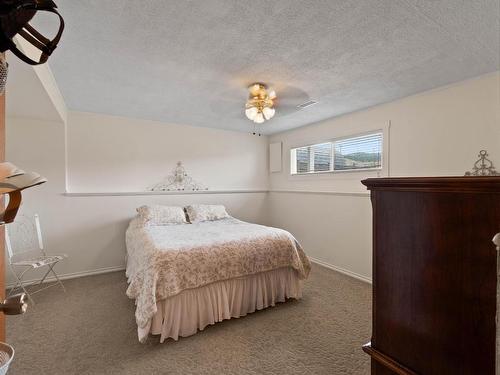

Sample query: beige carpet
[6,264,371,375]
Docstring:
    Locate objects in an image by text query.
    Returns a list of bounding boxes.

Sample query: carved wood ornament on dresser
[362,176,500,375]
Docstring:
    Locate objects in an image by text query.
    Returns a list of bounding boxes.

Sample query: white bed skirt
[138,267,303,343]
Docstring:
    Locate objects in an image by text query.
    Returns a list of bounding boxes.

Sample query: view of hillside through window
[333,133,382,171]
[291,132,382,174]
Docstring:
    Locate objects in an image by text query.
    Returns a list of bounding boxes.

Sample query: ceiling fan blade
[274,85,310,103]
[209,83,312,119]
[209,101,245,118]
[208,85,247,117]
[274,103,302,116]
[271,86,311,116]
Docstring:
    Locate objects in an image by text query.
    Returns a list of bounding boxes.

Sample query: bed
[125,205,311,343]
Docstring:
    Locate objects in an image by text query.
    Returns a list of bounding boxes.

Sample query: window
[292,142,331,174]
[333,133,382,171]
[290,132,382,174]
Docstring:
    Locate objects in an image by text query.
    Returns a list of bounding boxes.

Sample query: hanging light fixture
[245,83,276,124]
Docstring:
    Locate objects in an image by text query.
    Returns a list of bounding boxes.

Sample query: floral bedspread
[125,217,311,334]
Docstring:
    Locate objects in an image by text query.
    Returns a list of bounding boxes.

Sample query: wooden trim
[362,343,418,375]
[362,176,500,193]
[269,190,370,197]
[64,189,372,198]
[63,189,268,197]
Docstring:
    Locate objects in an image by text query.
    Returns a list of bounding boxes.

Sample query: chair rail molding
[269,189,370,197]
[63,189,371,197]
[63,189,268,197]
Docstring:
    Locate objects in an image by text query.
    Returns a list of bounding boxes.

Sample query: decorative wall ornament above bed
[148,162,207,191]
[464,150,499,176]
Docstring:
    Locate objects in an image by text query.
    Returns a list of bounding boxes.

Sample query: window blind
[293,142,332,173]
[333,133,382,171]
[290,131,383,174]
[295,146,311,173]
[312,142,332,172]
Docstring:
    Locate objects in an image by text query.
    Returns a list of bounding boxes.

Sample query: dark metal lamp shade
[0,294,28,315]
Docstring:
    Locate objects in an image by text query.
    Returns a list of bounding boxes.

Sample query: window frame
[289,130,385,176]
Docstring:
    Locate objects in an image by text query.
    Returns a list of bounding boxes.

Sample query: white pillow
[185,204,229,223]
[136,205,187,225]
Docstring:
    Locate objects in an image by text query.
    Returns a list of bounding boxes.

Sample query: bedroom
[0,1,498,374]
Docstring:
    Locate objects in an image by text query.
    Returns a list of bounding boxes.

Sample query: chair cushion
[14,255,66,268]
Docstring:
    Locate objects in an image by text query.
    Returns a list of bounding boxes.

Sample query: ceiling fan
[246,83,311,115]
[244,83,276,124]
[212,82,312,134]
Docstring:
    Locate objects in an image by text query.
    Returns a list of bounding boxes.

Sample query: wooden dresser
[361,177,500,375]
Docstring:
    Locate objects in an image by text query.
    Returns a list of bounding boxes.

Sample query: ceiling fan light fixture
[245,83,276,125]
[254,112,265,123]
[245,106,258,120]
[249,83,263,97]
[262,107,275,120]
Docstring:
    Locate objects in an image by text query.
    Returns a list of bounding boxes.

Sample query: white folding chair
[5,214,66,304]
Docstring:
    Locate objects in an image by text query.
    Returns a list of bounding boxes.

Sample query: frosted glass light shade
[245,107,258,120]
[254,112,265,123]
[262,107,275,120]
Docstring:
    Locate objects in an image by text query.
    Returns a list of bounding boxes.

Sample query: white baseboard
[309,257,372,284]
[7,259,372,289]
[6,265,126,289]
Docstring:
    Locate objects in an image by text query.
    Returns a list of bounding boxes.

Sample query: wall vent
[296,100,318,109]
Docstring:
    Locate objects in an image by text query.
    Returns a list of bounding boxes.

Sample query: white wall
[269,72,500,282]
[7,37,67,123]
[67,112,269,192]
[6,115,270,284]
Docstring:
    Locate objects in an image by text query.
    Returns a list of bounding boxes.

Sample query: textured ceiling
[36,0,499,134]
